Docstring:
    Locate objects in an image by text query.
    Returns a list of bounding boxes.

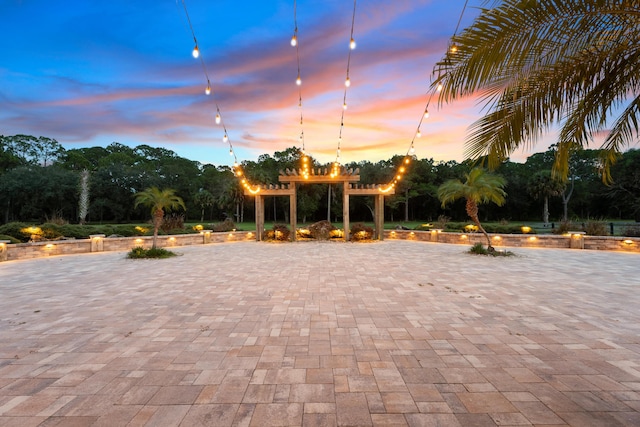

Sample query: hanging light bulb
[424,108,429,118]
[417,128,422,138]
[450,44,458,53]
[192,45,200,58]
[410,145,416,155]
[228,147,233,156]
[437,83,443,92]
[343,102,347,110]
[215,113,221,124]
[205,81,211,95]
[296,74,302,86]
[291,34,298,47]
[350,38,356,50]
[337,148,341,156]
[345,77,351,87]
[223,134,229,143]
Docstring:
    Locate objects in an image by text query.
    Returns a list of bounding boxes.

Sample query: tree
[437,168,506,252]
[194,189,215,222]
[527,170,563,224]
[134,187,185,249]
[434,0,640,183]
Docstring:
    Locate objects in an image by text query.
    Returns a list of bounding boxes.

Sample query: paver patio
[0,240,639,426]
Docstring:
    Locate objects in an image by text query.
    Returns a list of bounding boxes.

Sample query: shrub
[211,219,236,232]
[552,220,574,235]
[413,223,433,231]
[160,213,185,233]
[264,224,291,241]
[468,242,515,257]
[623,225,640,237]
[40,223,63,240]
[126,246,177,259]
[0,222,32,242]
[350,223,373,241]
[0,234,20,244]
[469,242,488,255]
[308,220,336,240]
[583,219,608,236]
[433,215,450,230]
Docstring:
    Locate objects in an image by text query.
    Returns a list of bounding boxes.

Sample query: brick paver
[1,240,639,426]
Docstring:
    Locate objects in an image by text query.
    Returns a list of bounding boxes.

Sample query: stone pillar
[290,187,297,241]
[90,234,105,252]
[0,240,9,262]
[569,231,585,249]
[343,181,350,241]
[202,230,212,244]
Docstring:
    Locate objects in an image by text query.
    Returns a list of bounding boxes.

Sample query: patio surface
[0,240,639,427]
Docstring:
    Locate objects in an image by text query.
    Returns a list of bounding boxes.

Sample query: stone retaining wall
[384,230,640,253]
[1,229,638,262]
[0,231,255,262]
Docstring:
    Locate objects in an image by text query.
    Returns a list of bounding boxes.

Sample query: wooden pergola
[244,167,395,241]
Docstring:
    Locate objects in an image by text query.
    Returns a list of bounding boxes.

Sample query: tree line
[1,134,639,225]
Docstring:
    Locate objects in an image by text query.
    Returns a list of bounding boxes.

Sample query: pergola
[244,167,395,241]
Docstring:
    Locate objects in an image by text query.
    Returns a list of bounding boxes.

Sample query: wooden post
[375,194,384,240]
[255,195,264,241]
[290,184,297,241]
[343,181,350,241]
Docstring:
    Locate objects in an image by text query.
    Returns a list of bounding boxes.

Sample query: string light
[345,77,351,87]
[350,38,356,50]
[424,108,429,118]
[215,112,221,124]
[205,80,211,95]
[291,34,297,46]
[296,74,302,86]
[192,44,199,58]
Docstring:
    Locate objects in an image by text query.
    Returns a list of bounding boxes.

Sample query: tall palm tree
[434,0,640,183]
[527,170,563,224]
[438,168,506,252]
[134,187,186,249]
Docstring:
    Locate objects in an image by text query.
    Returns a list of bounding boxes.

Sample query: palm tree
[527,170,563,224]
[438,168,506,252]
[134,187,186,249]
[434,0,640,183]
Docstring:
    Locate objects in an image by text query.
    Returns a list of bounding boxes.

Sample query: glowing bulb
[224,134,229,143]
[410,145,415,155]
[205,82,211,95]
[337,148,341,156]
[350,38,356,50]
[192,45,200,58]
[215,113,221,124]
[343,103,347,110]
[291,35,297,47]
[450,44,458,53]
[228,148,233,157]
[424,109,429,118]
[416,128,421,138]
[345,77,351,87]
[437,83,443,92]
[296,75,302,86]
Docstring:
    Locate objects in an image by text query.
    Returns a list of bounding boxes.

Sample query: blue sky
[1,0,546,167]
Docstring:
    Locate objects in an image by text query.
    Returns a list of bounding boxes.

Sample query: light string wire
[178,0,259,193]
[331,0,358,177]
[291,0,312,179]
[379,0,469,193]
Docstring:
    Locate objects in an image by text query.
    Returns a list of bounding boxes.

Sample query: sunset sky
[1,0,555,167]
